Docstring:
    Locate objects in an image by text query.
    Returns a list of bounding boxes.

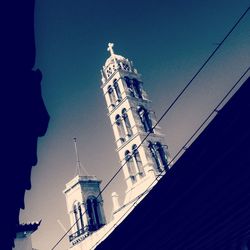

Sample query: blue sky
[21,1,249,249]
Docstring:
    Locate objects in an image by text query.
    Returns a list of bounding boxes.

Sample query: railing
[69,224,105,242]
[69,228,85,242]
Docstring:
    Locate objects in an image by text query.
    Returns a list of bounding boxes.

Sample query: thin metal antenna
[73,137,89,176]
[57,219,68,234]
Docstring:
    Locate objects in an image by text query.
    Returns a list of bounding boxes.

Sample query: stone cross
[107,42,115,56]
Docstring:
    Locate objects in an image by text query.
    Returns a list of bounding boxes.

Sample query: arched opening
[137,106,153,133]
[106,67,113,78]
[113,79,122,101]
[122,108,133,136]
[132,78,142,99]
[122,62,130,71]
[132,144,143,174]
[124,77,134,97]
[148,141,161,172]
[73,203,81,232]
[115,114,126,142]
[125,150,136,180]
[155,142,168,168]
[148,141,168,172]
[86,197,101,231]
[108,85,116,106]
[78,204,84,230]
[93,199,100,226]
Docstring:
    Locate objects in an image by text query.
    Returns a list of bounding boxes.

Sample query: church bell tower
[64,176,107,246]
[101,43,170,208]
[63,139,106,246]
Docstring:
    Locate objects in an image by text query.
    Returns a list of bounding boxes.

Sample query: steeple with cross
[100,43,171,212]
[63,139,107,246]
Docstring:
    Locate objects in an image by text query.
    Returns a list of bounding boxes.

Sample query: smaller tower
[64,176,106,245]
[63,139,106,246]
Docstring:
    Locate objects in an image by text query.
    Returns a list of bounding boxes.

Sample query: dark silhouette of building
[96,76,250,250]
[14,221,41,249]
[0,1,49,249]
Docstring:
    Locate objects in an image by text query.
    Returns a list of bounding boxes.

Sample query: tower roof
[104,42,128,68]
[104,54,126,67]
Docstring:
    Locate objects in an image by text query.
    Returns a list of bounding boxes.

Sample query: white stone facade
[101,43,171,205]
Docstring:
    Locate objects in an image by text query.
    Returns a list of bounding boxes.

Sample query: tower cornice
[63,175,101,194]
[100,68,141,88]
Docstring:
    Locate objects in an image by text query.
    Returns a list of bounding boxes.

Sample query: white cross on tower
[107,42,115,56]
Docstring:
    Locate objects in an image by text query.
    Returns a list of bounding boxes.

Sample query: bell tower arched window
[125,150,136,180]
[122,108,133,136]
[106,67,113,78]
[132,144,143,174]
[124,77,135,97]
[132,79,142,99]
[155,142,168,168]
[148,141,161,172]
[124,76,143,99]
[122,62,130,71]
[148,141,168,172]
[73,202,82,232]
[115,114,126,142]
[138,106,153,133]
[87,197,101,231]
[78,204,84,230]
[113,79,122,101]
[108,85,116,106]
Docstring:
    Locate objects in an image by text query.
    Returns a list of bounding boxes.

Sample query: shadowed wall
[0,1,49,249]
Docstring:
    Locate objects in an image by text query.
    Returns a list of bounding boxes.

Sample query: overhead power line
[50,5,250,249]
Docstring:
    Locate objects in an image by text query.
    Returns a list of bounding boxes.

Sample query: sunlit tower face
[100,43,171,204]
